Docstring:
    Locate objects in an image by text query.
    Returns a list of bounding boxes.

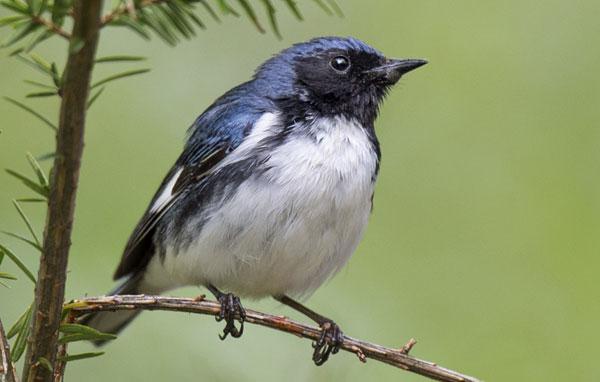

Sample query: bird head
[254,36,427,125]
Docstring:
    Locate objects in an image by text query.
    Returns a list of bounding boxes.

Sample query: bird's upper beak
[364,58,428,85]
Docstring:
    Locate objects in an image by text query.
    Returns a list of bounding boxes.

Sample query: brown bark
[69,295,482,382]
[0,317,18,382]
[21,1,103,381]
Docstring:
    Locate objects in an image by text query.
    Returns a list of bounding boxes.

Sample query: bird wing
[112,141,229,280]
[113,83,268,280]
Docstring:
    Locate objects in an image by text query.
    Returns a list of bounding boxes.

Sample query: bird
[83,36,426,365]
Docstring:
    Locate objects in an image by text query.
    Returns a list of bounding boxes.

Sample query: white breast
[143,113,378,298]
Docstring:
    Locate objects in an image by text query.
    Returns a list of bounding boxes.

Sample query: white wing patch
[148,113,277,217]
[150,167,183,213]
[218,112,278,167]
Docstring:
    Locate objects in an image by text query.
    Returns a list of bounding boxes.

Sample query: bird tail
[80,273,143,345]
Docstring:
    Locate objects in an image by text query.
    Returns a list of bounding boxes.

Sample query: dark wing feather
[112,81,269,280]
[172,144,229,194]
[113,143,228,280]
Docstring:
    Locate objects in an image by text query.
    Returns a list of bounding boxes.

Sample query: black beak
[365,58,428,85]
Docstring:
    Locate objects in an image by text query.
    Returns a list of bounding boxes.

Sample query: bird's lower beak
[365,58,428,85]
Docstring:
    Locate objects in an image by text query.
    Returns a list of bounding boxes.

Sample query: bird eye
[330,56,350,72]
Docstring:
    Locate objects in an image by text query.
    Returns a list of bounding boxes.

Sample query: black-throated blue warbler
[84,36,426,365]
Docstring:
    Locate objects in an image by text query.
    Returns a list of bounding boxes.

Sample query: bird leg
[208,284,246,340]
[274,295,344,366]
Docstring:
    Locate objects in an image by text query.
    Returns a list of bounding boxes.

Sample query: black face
[292,49,425,125]
[295,49,385,113]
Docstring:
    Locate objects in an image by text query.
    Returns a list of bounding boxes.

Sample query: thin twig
[31,16,71,39]
[0,317,18,382]
[401,338,418,354]
[100,0,166,26]
[53,312,75,382]
[53,339,67,382]
[68,295,482,382]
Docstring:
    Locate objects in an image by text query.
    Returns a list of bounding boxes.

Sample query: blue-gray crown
[253,36,384,97]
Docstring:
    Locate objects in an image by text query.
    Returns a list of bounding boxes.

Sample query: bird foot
[215,293,246,340]
[312,320,343,366]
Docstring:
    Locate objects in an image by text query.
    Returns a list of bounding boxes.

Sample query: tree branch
[30,16,71,39]
[100,0,166,26]
[68,295,482,382]
[21,1,104,381]
[0,317,18,382]
[52,313,74,382]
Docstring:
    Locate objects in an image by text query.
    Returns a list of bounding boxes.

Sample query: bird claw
[215,293,246,340]
[312,320,343,366]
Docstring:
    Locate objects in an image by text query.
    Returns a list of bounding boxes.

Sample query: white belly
[143,115,378,298]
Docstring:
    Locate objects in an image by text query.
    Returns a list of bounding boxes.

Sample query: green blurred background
[1,1,599,381]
